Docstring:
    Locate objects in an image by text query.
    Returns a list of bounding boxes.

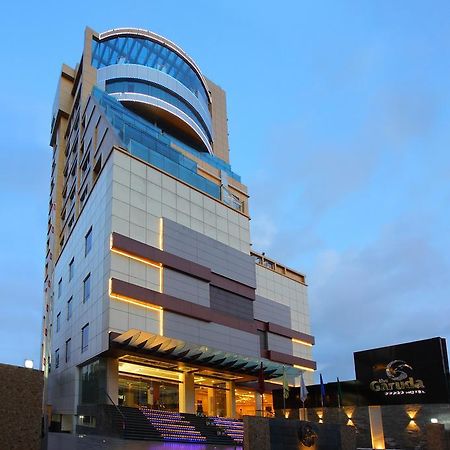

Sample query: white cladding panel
[48,157,114,413]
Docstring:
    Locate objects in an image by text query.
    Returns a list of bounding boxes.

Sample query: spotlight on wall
[430,418,438,424]
[24,359,34,369]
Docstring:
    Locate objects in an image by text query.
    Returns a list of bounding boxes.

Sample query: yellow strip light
[293,364,315,372]
[159,217,164,250]
[111,247,162,269]
[108,279,164,336]
[109,291,162,313]
[292,338,313,347]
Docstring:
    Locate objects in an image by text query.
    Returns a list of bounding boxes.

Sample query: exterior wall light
[24,359,34,369]
[430,418,438,424]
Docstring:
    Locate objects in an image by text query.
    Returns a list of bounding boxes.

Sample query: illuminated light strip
[293,364,315,372]
[110,234,164,294]
[292,338,313,347]
[109,279,164,336]
[111,247,162,269]
[110,291,162,312]
[159,217,164,250]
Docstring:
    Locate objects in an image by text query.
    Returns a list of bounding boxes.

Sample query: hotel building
[42,27,316,436]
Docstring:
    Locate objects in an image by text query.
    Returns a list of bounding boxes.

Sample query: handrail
[102,388,126,432]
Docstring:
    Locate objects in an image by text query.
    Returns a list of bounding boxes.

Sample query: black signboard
[354,337,450,405]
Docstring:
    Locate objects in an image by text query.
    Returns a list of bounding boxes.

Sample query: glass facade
[80,359,107,404]
[119,377,179,411]
[92,36,209,110]
[94,87,240,179]
[93,88,222,199]
[105,78,211,141]
[195,382,227,417]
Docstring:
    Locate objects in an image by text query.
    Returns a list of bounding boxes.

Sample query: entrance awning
[110,329,301,380]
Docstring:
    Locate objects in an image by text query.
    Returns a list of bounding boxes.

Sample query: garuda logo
[369,359,425,394]
[385,360,412,381]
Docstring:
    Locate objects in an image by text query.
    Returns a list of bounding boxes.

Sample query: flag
[299,372,308,403]
[258,362,265,395]
[320,373,326,407]
[282,366,289,399]
[337,377,342,408]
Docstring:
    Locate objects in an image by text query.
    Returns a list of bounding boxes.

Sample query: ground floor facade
[51,349,283,434]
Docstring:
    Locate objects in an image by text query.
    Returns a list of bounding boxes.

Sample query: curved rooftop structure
[92,28,213,153]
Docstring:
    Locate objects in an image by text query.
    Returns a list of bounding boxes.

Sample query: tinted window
[81,324,89,353]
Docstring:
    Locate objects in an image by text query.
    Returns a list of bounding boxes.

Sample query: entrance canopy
[110,330,301,380]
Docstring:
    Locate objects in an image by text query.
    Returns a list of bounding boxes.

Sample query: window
[65,339,71,363]
[258,330,268,352]
[67,297,72,320]
[69,258,74,281]
[85,227,92,256]
[81,323,89,353]
[55,349,60,368]
[83,274,91,303]
[58,278,62,298]
[56,312,61,332]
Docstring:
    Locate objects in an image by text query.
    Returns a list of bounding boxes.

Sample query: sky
[0,0,449,382]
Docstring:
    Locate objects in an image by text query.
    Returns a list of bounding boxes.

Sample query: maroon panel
[210,273,255,300]
[111,232,212,281]
[111,232,255,300]
[267,322,315,345]
[255,320,268,331]
[110,278,258,335]
[267,350,317,370]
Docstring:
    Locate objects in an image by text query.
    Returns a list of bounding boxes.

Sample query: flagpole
[319,373,325,411]
[337,377,342,409]
[299,371,308,421]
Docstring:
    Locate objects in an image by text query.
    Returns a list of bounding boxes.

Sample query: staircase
[106,405,244,445]
[139,407,206,443]
[106,405,163,441]
[187,414,237,446]
[209,416,244,444]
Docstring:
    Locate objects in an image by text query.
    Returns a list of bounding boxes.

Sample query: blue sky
[0,1,449,382]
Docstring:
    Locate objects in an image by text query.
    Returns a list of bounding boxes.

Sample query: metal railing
[102,388,126,433]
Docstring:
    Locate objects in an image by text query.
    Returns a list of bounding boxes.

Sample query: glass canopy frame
[110,329,302,381]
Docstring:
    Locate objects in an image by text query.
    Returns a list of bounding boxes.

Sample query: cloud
[374,89,440,149]
[310,217,450,380]
[251,213,277,250]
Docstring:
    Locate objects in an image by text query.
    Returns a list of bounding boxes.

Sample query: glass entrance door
[118,378,179,411]
[194,376,227,416]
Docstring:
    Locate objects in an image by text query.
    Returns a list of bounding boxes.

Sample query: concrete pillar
[368,405,385,449]
[226,381,236,418]
[299,406,308,421]
[179,372,195,414]
[255,392,263,417]
[105,358,119,405]
[147,385,152,406]
[207,388,216,416]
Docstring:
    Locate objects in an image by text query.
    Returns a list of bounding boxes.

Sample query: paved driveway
[48,433,243,450]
